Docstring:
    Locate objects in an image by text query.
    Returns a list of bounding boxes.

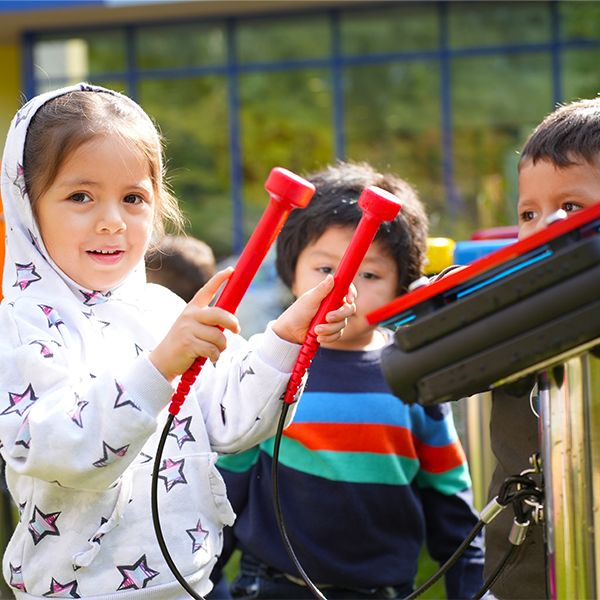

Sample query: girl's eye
[124,194,144,205]
[69,192,92,204]
[562,201,583,213]
[317,266,334,275]
[519,209,536,222]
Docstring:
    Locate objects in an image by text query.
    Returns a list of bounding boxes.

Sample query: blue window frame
[21,1,600,254]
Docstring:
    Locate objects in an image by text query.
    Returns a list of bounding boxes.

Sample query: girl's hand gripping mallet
[169,167,315,415]
[283,185,402,405]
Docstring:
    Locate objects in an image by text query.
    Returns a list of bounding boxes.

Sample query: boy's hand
[271,274,357,345]
[149,268,241,382]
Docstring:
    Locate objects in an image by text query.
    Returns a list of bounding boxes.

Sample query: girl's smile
[86,248,125,264]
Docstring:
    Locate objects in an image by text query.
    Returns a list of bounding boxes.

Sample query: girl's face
[291,225,398,351]
[35,135,155,292]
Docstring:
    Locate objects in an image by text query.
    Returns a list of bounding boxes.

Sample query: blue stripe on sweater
[295,391,457,447]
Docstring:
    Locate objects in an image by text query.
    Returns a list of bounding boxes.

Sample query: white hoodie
[0,83,300,599]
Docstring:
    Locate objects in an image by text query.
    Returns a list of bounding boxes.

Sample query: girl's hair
[275,161,429,296]
[519,97,600,169]
[23,89,184,238]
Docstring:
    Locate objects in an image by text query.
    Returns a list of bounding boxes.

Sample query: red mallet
[283,185,402,404]
[169,167,315,416]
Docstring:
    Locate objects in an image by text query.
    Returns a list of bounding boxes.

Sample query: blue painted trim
[384,312,417,329]
[331,9,345,161]
[22,31,36,100]
[455,249,554,299]
[226,18,244,254]
[438,1,459,217]
[0,0,102,12]
[550,0,562,106]
[125,25,138,100]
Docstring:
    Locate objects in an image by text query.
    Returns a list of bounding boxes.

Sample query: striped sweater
[217,344,484,597]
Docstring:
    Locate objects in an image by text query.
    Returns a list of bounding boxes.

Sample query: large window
[24,1,600,258]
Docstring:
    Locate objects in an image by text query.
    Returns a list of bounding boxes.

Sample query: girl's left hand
[271,274,357,345]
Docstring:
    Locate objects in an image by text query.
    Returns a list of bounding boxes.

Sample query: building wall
[0,41,20,146]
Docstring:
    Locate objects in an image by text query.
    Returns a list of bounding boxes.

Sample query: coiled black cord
[271,402,327,600]
[151,413,205,600]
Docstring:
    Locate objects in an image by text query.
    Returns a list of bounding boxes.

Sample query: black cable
[152,412,205,600]
[471,544,519,600]
[497,475,539,504]
[403,520,486,600]
[271,402,327,600]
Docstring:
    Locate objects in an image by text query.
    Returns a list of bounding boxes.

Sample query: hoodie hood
[1,82,149,307]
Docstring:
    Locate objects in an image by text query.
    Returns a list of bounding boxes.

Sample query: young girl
[0,83,354,599]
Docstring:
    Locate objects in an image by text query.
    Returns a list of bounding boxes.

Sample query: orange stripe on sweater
[284,422,418,458]
[412,437,467,473]
[284,422,466,473]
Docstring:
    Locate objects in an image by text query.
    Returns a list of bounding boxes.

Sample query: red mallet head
[358,185,402,221]
[265,167,315,210]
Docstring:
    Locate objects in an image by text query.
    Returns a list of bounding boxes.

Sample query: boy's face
[291,225,398,351]
[517,158,600,239]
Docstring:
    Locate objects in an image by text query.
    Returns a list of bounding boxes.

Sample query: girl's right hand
[149,267,241,382]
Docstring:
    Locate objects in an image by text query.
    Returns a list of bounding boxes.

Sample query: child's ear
[290,278,299,298]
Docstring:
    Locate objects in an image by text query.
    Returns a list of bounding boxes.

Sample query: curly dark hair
[275,161,428,296]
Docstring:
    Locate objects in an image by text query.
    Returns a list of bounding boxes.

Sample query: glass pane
[452,52,553,236]
[139,77,231,259]
[560,1,600,40]
[341,4,439,54]
[562,48,600,101]
[449,1,550,48]
[239,68,333,227]
[33,31,126,83]
[136,23,226,69]
[344,62,444,230]
[237,15,329,62]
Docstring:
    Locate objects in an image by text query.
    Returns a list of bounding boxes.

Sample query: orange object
[0,188,4,301]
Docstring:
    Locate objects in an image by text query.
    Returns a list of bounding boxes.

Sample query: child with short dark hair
[484,96,600,599]
[0,83,355,599]
[145,234,216,303]
[215,161,484,599]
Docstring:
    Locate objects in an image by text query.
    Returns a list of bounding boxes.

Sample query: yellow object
[425,237,456,275]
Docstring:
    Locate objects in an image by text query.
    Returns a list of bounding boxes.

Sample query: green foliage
[415,548,447,600]
[448,1,551,47]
